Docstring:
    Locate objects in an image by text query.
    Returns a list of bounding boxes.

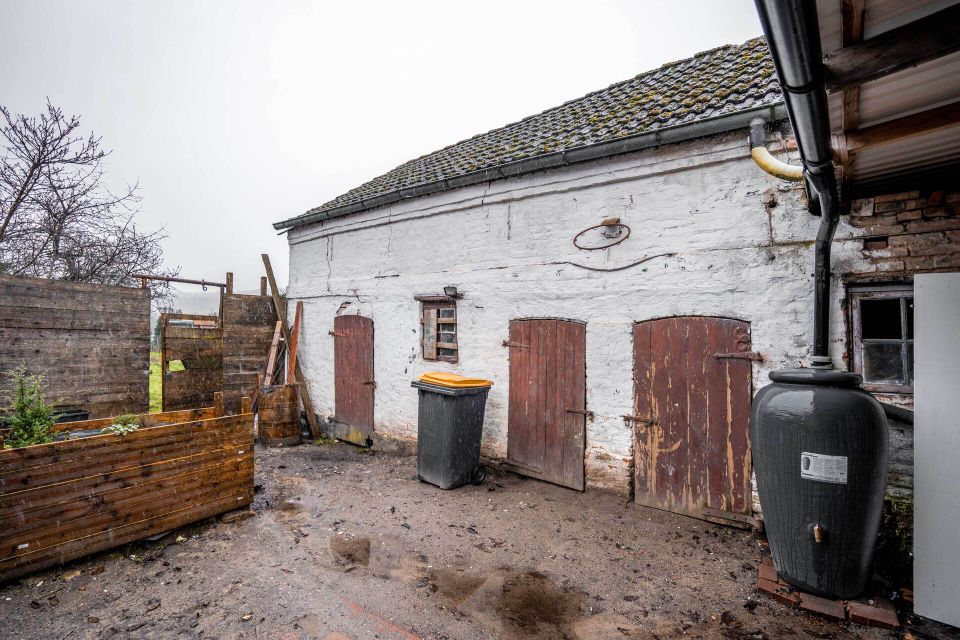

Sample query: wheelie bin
[411,372,492,489]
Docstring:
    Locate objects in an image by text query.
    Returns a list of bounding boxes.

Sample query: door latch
[714,351,763,362]
[622,415,658,427]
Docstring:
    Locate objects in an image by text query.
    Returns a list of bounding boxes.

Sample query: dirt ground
[1,442,956,640]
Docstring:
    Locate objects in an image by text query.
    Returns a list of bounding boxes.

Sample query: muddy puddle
[326,534,659,639]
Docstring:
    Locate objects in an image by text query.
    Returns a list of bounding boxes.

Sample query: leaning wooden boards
[0,413,254,582]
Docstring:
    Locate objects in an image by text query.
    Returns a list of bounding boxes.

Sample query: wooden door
[506,319,586,491]
[331,315,375,446]
[161,313,223,411]
[632,317,753,524]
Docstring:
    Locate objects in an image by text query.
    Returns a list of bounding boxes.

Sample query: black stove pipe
[753,0,839,365]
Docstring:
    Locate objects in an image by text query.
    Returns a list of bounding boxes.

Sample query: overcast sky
[2,0,762,293]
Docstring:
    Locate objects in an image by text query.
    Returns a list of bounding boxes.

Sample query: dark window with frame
[418,299,458,363]
[850,285,913,392]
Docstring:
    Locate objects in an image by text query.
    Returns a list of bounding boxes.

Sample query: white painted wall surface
[286,130,876,494]
[914,273,960,627]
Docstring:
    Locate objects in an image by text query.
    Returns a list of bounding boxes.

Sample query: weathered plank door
[506,319,586,491]
[161,313,223,411]
[332,315,375,446]
[632,316,753,524]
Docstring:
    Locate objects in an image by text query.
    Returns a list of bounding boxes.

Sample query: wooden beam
[839,0,864,132]
[824,4,960,93]
[288,302,303,383]
[264,321,282,384]
[260,276,268,297]
[261,254,320,439]
[225,272,234,295]
[844,100,960,153]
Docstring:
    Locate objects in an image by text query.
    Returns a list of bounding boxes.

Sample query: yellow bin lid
[418,371,493,388]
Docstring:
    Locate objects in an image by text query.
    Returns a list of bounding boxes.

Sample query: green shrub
[3,367,57,449]
[101,414,140,436]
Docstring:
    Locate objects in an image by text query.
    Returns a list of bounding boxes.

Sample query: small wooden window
[419,300,458,362]
[850,285,913,393]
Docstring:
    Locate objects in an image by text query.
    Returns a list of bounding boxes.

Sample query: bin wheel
[471,465,486,485]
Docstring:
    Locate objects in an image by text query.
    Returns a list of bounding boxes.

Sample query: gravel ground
[0,442,955,640]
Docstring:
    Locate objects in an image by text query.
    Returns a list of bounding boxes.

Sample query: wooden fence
[222,293,276,413]
[0,274,150,418]
[0,400,253,582]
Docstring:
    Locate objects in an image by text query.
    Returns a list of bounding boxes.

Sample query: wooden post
[261,254,320,438]
[225,272,234,295]
[288,302,303,383]
[213,391,224,417]
[240,396,251,414]
[260,277,268,297]
[265,321,282,384]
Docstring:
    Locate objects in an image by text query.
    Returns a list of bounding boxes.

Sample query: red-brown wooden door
[632,317,753,524]
[506,319,586,491]
[332,315,374,446]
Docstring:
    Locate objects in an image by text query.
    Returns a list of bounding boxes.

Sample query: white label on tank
[800,452,848,484]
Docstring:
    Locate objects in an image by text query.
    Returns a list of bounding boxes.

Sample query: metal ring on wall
[572,223,632,251]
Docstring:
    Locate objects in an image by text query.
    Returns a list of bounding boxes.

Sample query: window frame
[417,297,458,363]
[849,284,914,394]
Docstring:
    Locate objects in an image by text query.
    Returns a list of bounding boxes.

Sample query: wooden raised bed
[0,395,254,582]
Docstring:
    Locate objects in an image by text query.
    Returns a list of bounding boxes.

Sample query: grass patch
[149,352,162,413]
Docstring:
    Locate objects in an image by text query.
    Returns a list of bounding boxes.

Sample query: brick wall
[849,189,960,273]
[843,186,959,585]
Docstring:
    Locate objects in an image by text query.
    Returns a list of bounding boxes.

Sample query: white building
[277,38,951,539]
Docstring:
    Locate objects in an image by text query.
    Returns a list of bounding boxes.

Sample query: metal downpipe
[754,0,840,366]
[808,167,839,361]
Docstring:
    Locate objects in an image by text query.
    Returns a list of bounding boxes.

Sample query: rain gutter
[754,0,840,366]
[273,103,788,231]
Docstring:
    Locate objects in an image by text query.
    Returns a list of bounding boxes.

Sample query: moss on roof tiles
[301,37,779,220]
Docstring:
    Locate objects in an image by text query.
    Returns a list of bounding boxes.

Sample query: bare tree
[0,100,178,305]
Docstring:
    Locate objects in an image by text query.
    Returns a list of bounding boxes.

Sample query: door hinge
[622,415,658,427]
[501,340,530,349]
[329,331,346,337]
[362,380,377,388]
[565,408,594,419]
[714,351,763,362]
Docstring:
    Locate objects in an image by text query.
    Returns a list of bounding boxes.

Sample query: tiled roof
[290,37,780,226]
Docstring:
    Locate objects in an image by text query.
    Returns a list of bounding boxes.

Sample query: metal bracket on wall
[565,408,595,419]
[501,341,530,349]
[714,352,764,362]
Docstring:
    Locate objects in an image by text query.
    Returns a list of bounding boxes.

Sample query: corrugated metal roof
[817,0,960,184]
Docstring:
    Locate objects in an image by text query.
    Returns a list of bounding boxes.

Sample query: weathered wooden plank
[0,491,251,581]
[823,4,960,93]
[0,414,249,472]
[2,460,252,558]
[0,439,250,515]
[52,406,218,433]
[262,254,319,437]
[633,317,753,522]
[0,410,253,582]
[0,275,149,419]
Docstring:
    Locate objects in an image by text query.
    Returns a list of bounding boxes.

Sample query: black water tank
[752,368,888,599]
